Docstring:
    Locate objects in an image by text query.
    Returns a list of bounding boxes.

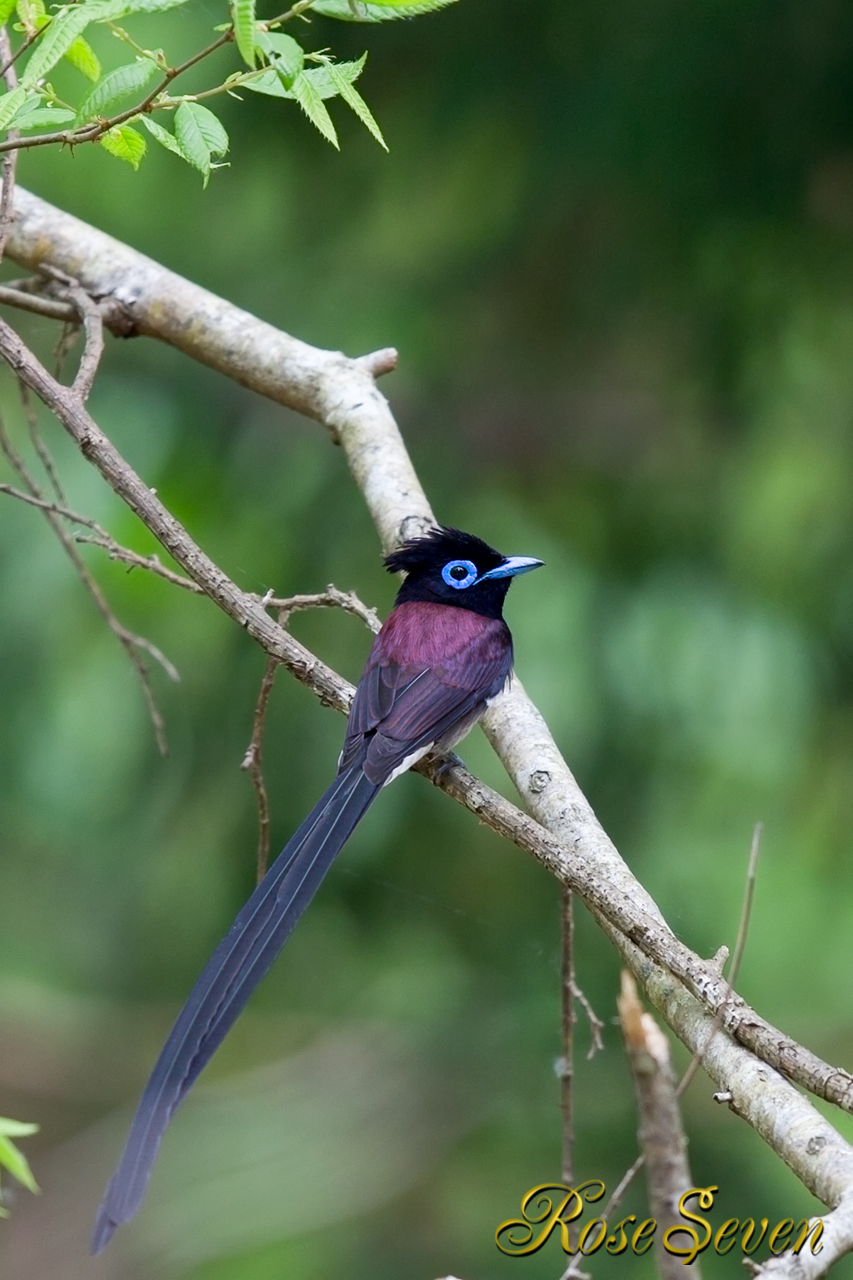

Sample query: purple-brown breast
[339,602,514,783]
[368,601,513,685]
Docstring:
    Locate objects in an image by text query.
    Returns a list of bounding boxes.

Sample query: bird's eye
[441,559,478,590]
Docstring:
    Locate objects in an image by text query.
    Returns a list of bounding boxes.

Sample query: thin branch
[75,535,203,591]
[0,482,93,524]
[37,267,104,400]
[560,884,575,1188]
[572,980,604,1058]
[619,971,701,1280]
[256,585,381,633]
[22,380,66,503]
[0,24,43,79]
[241,656,279,884]
[676,822,764,1099]
[0,284,78,321]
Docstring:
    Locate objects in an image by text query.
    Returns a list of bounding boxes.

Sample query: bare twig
[560,884,575,1188]
[75,535,203,591]
[22,382,66,503]
[241,657,279,884]
[599,1153,646,1230]
[619,972,701,1280]
[0,25,43,79]
[37,267,104,400]
[0,285,77,320]
[0,482,95,526]
[729,820,763,988]
[257,585,381,633]
[676,822,764,1099]
[572,980,604,1058]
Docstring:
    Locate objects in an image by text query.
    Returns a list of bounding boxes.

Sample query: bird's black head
[385,526,543,619]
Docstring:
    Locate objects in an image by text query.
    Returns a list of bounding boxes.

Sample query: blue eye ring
[442,559,479,590]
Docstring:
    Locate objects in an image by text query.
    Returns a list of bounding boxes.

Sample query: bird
[91,525,543,1253]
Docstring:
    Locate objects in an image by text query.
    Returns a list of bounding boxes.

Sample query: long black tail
[91,763,380,1254]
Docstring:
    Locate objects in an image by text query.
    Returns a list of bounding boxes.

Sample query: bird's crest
[384,526,504,577]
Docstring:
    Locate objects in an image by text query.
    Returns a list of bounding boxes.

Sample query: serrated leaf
[8,104,75,128]
[302,53,364,98]
[290,69,337,147]
[76,58,158,123]
[21,5,97,84]
[181,100,227,155]
[0,0,17,25]
[0,86,28,131]
[261,31,302,85]
[174,98,210,181]
[244,56,363,101]
[323,58,386,149]
[140,112,184,156]
[0,1134,39,1194]
[98,120,146,167]
[310,0,457,20]
[231,0,256,67]
[64,35,100,81]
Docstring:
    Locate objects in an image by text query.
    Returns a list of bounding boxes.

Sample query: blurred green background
[2,0,853,1275]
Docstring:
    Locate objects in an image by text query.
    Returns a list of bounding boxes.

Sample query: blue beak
[481,556,545,581]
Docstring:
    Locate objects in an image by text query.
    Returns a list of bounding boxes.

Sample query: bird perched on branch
[92,525,543,1252]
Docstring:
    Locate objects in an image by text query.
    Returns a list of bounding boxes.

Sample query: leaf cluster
[0,0,457,172]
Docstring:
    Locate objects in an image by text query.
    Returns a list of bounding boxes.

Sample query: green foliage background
[2,0,853,1275]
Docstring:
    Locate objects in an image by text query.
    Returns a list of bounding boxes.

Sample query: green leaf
[21,5,97,84]
[310,0,457,20]
[322,57,386,149]
[76,58,158,123]
[302,52,364,98]
[242,68,289,97]
[8,104,75,128]
[0,1137,38,1193]
[243,56,363,101]
[174,98,210,182]
[0,0,17,25]
[98,120,146,167]
[260,31,303,85]
[140,112,184,156]
[0,86,28,131]
[64,35,101,81]
[289,69,338,147]
[231,0,256,68]
[182,100,227,156]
